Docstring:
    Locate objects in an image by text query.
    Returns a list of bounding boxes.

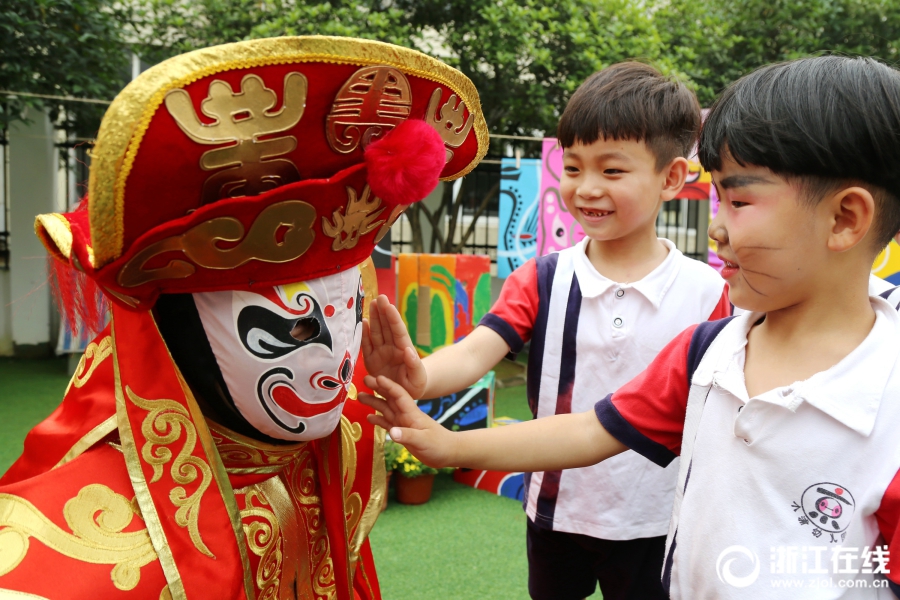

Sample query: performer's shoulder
[0,443,168,599]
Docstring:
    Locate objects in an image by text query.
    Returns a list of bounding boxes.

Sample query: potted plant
[389,440,453,505]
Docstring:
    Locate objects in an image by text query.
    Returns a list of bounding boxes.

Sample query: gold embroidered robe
[0,304,384,600]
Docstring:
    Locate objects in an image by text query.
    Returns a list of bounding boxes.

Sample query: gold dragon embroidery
[321,186,385,251]
[240,489,283,600]
[66,336,112,394]
[0,484,157,591]
[126,386,214,558]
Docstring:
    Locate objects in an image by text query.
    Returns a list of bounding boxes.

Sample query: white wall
[4,108,56,356]
[0,270,11,355]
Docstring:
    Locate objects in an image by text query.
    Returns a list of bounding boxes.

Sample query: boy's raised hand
[362,295,428,399]
[359,374,455,468]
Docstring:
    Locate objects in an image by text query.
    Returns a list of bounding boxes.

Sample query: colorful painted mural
[535,138,585,256]
[678,153,712,201]
[454,254,493,340]
[872,237,900,285]
[497,157,541,277]
[417,371,496,431]
[398,253,492,355]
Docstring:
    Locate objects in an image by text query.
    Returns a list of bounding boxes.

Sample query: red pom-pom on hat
[364,120,446,206]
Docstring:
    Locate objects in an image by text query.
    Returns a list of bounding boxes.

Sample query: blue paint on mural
[497,158,541,278]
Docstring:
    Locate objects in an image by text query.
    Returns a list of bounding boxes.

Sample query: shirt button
[613,317,623,328]
[615,289,625,298]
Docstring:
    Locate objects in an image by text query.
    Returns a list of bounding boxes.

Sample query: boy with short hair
[363,62,729,600]
[362,56,900,598]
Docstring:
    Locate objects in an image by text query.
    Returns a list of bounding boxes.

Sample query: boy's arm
[362,296,510,398]
[420,327,510,398]
[361,324,700,472]
[360,374,627,471]
[874,469,900,596]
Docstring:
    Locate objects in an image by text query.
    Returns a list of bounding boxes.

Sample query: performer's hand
[359,374,457,469]
[362,295,428,399]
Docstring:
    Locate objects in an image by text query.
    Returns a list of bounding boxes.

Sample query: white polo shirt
[595,296,900,598]
[480,237,729,540]
[870,274,894,296]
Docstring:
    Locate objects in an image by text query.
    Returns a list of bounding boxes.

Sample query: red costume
[0,36,486,599]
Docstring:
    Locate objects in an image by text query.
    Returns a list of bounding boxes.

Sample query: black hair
[700,56,900,248]
[556,62,701,170]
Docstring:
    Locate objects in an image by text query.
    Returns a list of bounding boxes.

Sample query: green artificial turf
[494,383,534,423]
[371,473,533,599]
[0,357,70,473]
[0,358,604,599]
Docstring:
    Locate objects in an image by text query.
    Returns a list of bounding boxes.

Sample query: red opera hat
[34,36,488,310]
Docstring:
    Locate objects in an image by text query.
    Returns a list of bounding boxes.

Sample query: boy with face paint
[0,37,488,599]
[362,56,900,598]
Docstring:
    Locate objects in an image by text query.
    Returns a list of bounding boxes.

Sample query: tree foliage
[398,0,672,135]
[656,0,900,106]
[125,1,416,64]
[251,1,415,45]
[0,0,129,134]
[6,0,900,144]
[127,0,673,136]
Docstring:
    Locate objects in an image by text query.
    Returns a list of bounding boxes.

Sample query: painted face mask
[193,268,365,441]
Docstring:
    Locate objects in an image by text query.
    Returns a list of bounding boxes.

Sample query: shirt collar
[794,298,900,436]
[703,299,900,437]
[571,237,682,308]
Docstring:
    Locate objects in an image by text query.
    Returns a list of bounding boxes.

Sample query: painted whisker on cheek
[740,275,769,297]
[739,268,782,279]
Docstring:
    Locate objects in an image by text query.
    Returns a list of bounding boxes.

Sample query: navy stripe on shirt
[479,313,525,355]
[594,394,678,468]
[534,274,583,526]
[526,252,559,418]
[686,316,735,387]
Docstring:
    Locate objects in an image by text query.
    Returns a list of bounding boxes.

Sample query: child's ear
[660,157,689,201]
[825,186,876,253]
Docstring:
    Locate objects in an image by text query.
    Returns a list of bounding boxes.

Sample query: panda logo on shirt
[792,482,855,541]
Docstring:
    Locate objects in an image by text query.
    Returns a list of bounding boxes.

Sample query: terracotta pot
[395,473,435,505]
[382,471,393,512]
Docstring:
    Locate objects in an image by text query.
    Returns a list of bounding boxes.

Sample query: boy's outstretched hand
[360,375,628,474]
[362,295,428,399]
[359,374,456,468]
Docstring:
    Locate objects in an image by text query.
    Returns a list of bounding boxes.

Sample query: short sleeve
[593,325,697,467]
[478,258,538,354]
[707,284,732,321]
[875,467,900,594]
